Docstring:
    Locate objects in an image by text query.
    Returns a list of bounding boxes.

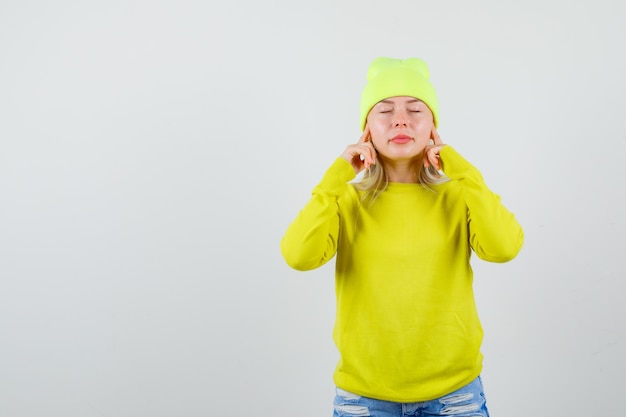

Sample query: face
[366,96,434,162]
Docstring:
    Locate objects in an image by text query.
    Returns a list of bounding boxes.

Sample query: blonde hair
[352,160,449,206]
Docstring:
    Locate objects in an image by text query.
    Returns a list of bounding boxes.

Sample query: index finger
[431,127,444,145]
[358,124,371,143]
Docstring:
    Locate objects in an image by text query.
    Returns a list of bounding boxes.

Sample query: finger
[430,154,440,170]
[359,148,375,168]
[358,124,371,144]
[366,142,377,165]
[356,143,376,169]
[431,127,444,145]
[424,149,440,170]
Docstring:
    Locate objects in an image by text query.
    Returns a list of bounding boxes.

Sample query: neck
[380,158,421,183]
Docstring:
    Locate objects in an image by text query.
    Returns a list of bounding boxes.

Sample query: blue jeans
[333,376,489,417]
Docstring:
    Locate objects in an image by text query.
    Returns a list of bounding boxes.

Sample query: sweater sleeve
[439,146,524,263]
[280,158,356,271]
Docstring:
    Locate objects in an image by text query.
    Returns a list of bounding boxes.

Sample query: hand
[341,124,377,174]
[423,127,446,171]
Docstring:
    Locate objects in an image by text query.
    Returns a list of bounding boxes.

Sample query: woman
[281,57,523,417]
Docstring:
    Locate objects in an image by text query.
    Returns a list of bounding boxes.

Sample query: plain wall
[1,0,624,415]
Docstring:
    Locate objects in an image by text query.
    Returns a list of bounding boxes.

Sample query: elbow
[476,229,524,263]
[280,230,337,271]
[283,255,315,272]
[488,243,523,263]
[280,240,319,271]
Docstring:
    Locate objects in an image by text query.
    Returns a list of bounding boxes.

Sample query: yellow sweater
[281,146,524,402]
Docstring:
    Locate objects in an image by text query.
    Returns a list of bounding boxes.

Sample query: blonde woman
[281,57,524,417]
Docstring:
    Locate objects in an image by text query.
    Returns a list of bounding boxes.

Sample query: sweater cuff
[439,146,484,184]
[313,158,356,197]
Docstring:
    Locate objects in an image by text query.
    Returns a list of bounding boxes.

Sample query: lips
[390,134,413,144]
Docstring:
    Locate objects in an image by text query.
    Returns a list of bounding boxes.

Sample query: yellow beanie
[360,57,439,130]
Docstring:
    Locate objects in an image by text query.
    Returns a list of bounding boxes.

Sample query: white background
[1,0,624,416]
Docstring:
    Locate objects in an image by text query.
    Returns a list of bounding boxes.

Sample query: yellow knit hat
[360,57,439,130]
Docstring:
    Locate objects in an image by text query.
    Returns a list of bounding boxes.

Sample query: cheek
[414,117,434,135]
[366,115,383,133]
[370,137,384,152]
[368,125,386,145]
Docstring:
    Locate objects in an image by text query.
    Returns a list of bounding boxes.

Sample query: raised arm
[435,132,524,263]
[281,128,376,270]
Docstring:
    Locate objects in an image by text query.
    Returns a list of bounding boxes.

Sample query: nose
[393,114,408,128]
[392,108,410,127]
